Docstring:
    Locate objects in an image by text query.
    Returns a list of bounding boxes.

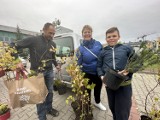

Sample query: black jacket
[97,44,133,80]
[15,35,58,71]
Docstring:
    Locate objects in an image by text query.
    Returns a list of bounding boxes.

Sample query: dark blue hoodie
[97,44,134,80]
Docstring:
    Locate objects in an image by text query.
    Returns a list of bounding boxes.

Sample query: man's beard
[47,37,53,40]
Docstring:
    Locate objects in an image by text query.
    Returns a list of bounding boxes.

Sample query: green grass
[147,64,159,69]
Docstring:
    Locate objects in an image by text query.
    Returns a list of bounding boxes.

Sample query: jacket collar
[41,34,52,42]
[104,43,122,50]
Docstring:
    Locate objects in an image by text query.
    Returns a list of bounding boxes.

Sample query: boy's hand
[100,76,104,81]
[118,70,129,76]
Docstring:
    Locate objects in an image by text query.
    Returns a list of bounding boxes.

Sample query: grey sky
[0,0,160,43]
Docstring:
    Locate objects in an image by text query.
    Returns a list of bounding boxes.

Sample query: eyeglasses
[107,35,117,39]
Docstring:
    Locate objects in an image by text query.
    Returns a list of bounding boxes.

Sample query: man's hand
[56,65,61,71]
[118,70,129,76]
[16,62,24,70]
[16,62,25,74]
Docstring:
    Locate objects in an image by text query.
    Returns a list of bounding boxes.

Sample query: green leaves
[28,70,38,77]
[86,83,96,90]
[0,42,19,72]
[125,41,160,73]
[149,97,160,119]
[66,95,75,104]
[65,60,95,118]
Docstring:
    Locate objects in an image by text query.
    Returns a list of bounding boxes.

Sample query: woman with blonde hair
[76,25,106,111]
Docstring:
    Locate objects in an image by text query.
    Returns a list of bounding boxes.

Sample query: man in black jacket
[14,23,60,120]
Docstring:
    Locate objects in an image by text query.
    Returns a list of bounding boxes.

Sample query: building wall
[156,37,160,50]
[0,31,32,43]
[0,25,73,43]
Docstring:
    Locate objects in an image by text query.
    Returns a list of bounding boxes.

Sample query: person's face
[106,31,120,46]
[82,28,92,40]
[43,25,55,40]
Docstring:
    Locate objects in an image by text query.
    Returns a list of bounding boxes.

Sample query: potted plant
[53,59,67,92]
[53,81,58,91]
[141,98,160,120]
[54,78,67,95]
[140,67,160,120]
[0,103,10,120]
[66,61,95,120]
[148,98,160,119]
[0,42,20,80]
[103,41,159,90]
[125,41,159,73]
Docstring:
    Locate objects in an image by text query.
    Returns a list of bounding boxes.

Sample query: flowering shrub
[0,42,20,72]
[0,42,21,80]
[149,97,160,119]
[66,60,95,120]
[0,103,9,115]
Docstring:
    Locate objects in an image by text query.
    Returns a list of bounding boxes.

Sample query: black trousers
[106,85,132,120]
[84,73,102,104]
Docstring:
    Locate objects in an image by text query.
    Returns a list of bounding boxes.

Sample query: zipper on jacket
[112,47,116,69]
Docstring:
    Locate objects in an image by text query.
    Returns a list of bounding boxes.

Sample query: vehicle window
[53,36,74,57]
[0,36,4,41]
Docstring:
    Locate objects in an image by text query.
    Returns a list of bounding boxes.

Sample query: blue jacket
[97,44,134,80]
[76,39,102,75]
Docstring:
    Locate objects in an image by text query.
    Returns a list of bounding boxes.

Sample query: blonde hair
[82,25,93,33]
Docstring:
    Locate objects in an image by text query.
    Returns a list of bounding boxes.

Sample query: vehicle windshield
[53,36,74,57]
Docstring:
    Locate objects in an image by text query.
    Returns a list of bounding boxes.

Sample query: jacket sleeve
[10,37,34,58]
[97,51,104,77]
[14,36,35,49]
[76,47,82,66]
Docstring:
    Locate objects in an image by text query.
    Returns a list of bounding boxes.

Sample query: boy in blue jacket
[97,27,133,120]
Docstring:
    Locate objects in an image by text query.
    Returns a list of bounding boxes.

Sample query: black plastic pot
[53,85,57,91]
[140,115,152,120]
[103,68,127,90]
[57,83,67,95]
[71,101,79,112]
[85,113,93,120]
[75,113,93,120]
[72,101,93,120]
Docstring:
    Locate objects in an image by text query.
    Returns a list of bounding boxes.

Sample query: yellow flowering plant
[0,42,20,80]
[66,60,95,120]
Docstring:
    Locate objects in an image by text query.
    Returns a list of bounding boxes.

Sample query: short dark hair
[43,23,55,30]
[106,27,120,37]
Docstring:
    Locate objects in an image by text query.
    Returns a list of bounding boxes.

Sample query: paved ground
[0,73,159,120]
[132,73,160,116]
